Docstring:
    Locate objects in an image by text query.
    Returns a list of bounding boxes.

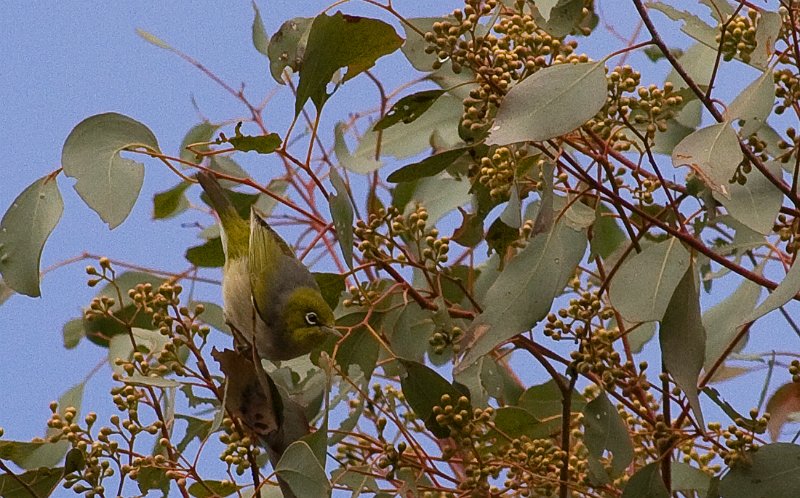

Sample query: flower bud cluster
[716,11,758,63]
[218,417,261,476]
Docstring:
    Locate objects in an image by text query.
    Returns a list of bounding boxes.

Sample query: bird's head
[282,287,339,350]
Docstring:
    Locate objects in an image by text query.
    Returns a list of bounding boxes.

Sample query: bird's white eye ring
[305,312,319,326]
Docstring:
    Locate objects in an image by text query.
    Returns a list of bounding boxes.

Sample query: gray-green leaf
[672,122,743,198]
[275,441,331,498]
[328,168,354,268]
[487,61,607,145]
[719,443,800,498]
[584,392,634,474]
[713,160,783,234]
[609,237,691,323]
[0,175,63,297]
[251,1,269,56]
[62,113,160,228]
[267,17,313,84]
[726,70,775,136]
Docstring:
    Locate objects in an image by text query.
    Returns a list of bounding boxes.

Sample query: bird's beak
[322,325,342,338]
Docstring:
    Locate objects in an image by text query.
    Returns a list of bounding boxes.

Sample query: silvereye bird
[197,171,338,360]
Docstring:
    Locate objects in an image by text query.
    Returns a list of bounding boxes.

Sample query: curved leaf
[672,122,743,198]
[328,168,354,268]
[388,147,471,183]
[374,90,445,131]
[275,441,331,498]
[584,392,634,474]
[726,70,775,136]
[62,113,159,228]
[296,13,403,113]
[719,443,800,498]
[609,237,691,323]
[487,61,607,145]
[268,17,313,83]
[0,175,63,297]
[251,1,269,56]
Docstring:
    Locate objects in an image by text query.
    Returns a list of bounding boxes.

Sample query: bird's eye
[304,312,319,326]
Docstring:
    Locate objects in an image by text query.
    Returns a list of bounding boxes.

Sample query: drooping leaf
[485,217,518,259]
[296,12,403,114]
[649,3,718,49]
[275,441,332,498]
[62,113,159,228]
[267,17,313,83]
[719,443,800,498]
[672,122,743,198]
[185,237,225,268]
[387,147,470,183]
[404,174,472,224]
[726,70,775,136]
[179,121,218,164]
[374,90,445,131]
[660,264,705,426]
[153,182,190,220]
[0,467,63,498]
[746,258,800,325]
[251,1,269,56]
[590,204,627,259]
[751,11,782,69]
[0,175,63,297]
[337,326,380,380]
[714,160,783,235]
[703,276,762,370]
[765,383,800,441]
[532,0,586,37]
[584,392,634,474]
[608,237,691,323]
[621,463,670,498]
[487,61,607,145]
[400,359,466,438]
[457,218,587,368]
[328,168,354,268]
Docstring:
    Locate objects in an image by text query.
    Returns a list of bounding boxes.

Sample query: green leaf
[179,121,218,164]
[671,462,712,495]
[487,61,607,145]
[251,1,269,56]
[719,443,800,498]
[328,168,354,268]
[726,70,775,136]
[458,219,587,368]
[490,406,549,440]
[126,374,180,388]
[590,204,626,259]
[404,174,471,225]
[703,386,758,431]
[275,441,331,498]
[400,359,466,438]
[174,414,214,453]
[331,466,378,497]
[659,265,705,426]
[584,392,634,474]
[649,3,717,49]
[518,378,586,421]
[374,90,445,131]
[98,270,165,308]
[746,258,800,325]
[704,275,762,370]
[532,0,585,38]
[485,217,518,258]
[314,272,345,310]
[751,11,782,69]
[334,122,382,174]
[400,17,441,71]
[337,326,380,380]
[108,328,170,375]
[0,467,63,498]
[672,122,743,198]
[389,303,435,363]
[387,147,471,183]
[185,237,225,267]
[136,465,171,495]
[267,17,313,83]
[153,182,190,220]
[63,448,85,474]
[63,318,84,349]
[208,156,248,186]
[62,113,159,228]
[296,13,403,114]
[452,209,484,247]
[189,479,241,497]
[621,463,669,498]
[228,129,281,154]
[713,160,783,235]
[0,175,63,297]
[609,237,691,323]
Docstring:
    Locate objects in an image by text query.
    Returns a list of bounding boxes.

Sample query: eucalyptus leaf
[296,13,403,113]
[621,463,669,498]
[251,1,269,56]
[719,443,800,498]
[275,441,332,498]
[609,237,690,323]
[268,17,313,83]
[0,467,63,498]
[185,237,225,268]
[387,147,470,183]
[704,275,762,370]
[751,11,782,69]
[726,70,775,136]
[487,61,607,144]
[672,122,743,198]
[400,359,466,438]
[0,175,63,297]
[62,113,159,228]
[713,160,783,235]
[458,218,587,369]
[746,258,800,325]
[179,121,218,165]
[153,182,190,220]
[584,392,634,474]
[374,89,445,131]
[328,168,354,268]
[659,265,705,426]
